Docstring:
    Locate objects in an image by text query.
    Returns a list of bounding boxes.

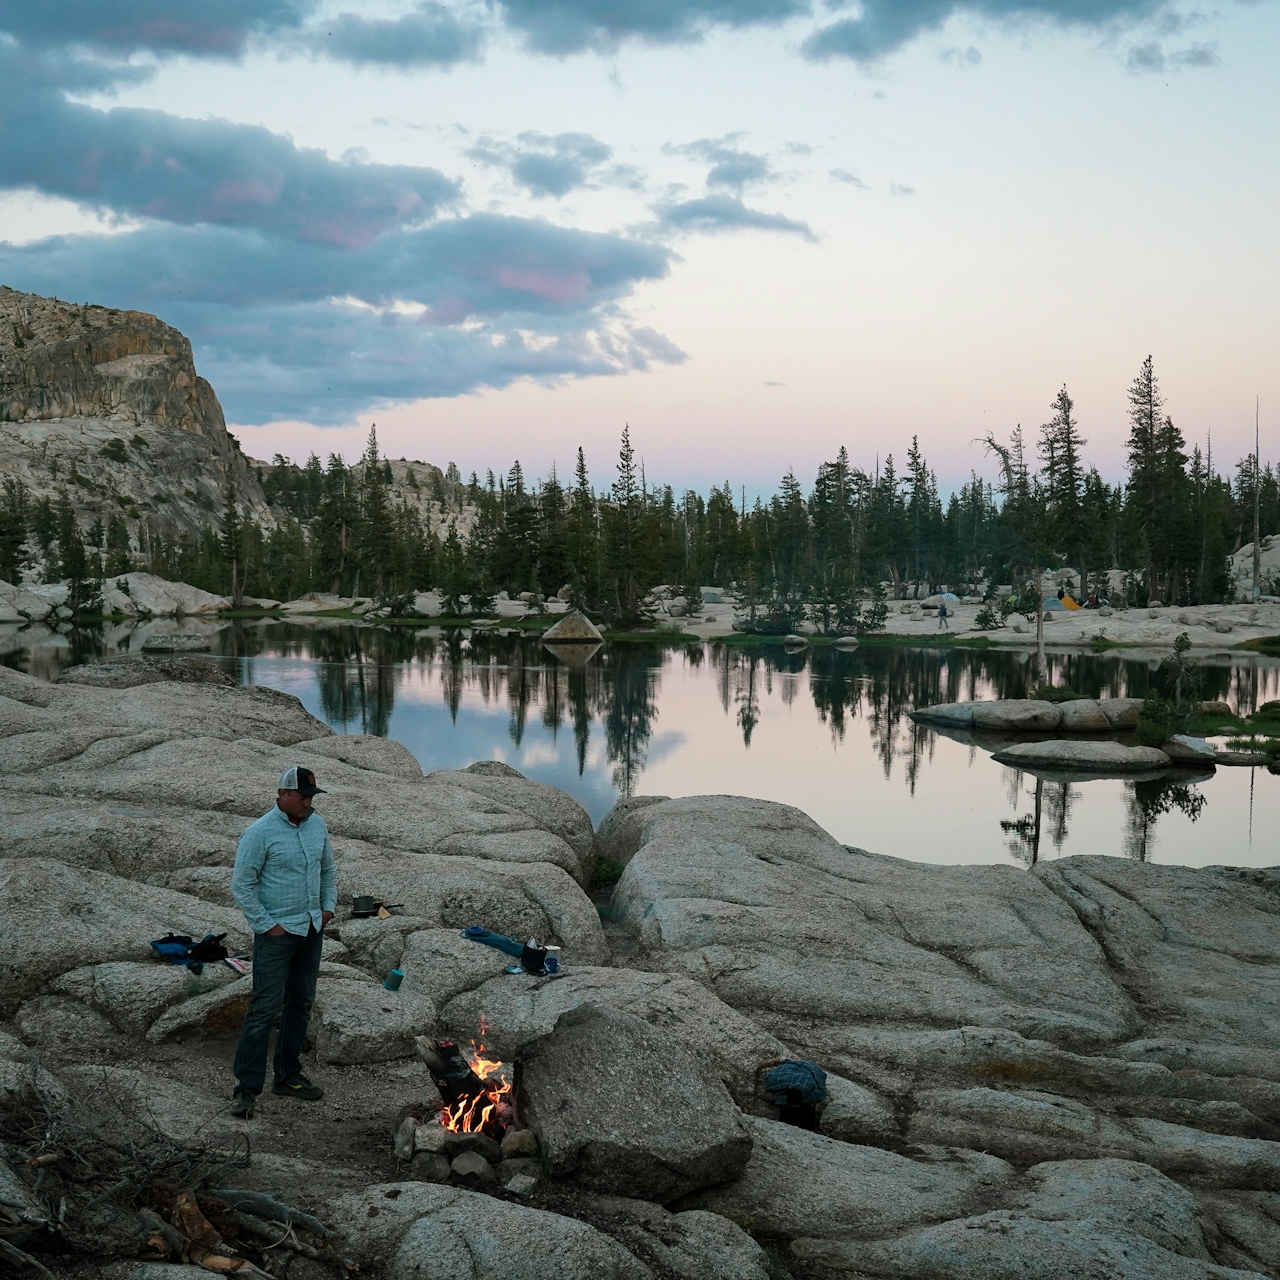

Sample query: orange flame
[437,1027,512,1134]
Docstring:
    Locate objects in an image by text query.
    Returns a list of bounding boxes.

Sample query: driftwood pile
[0,1066,345,1277]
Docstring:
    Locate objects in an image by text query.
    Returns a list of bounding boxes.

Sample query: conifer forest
[4,357,1277,623]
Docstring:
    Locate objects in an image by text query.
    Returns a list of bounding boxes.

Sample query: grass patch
[591,855,625,887]
[1087,635,1140,651]
[715,631,999,650]
[1029,684,1090,702]
[602,629,700,643]
[1238,635,1280,657]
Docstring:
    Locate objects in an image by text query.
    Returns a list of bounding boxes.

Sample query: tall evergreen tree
[1039,386,1088,580]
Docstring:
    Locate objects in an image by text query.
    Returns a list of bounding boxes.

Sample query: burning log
[415,1035,512,1143]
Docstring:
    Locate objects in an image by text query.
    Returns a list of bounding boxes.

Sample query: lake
[5,618,1279,869]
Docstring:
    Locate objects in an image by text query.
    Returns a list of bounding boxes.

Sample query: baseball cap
[279,765,327,796]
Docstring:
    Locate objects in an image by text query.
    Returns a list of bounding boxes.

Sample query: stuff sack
[150,933,195,963]
[150,932,228,970]
[189,933,228,963]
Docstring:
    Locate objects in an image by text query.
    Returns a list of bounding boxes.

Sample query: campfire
[419,1030,513,1143]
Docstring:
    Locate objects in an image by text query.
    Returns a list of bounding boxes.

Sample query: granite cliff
[0,285,269,538]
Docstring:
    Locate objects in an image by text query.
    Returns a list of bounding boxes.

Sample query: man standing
[229,766,336,1119]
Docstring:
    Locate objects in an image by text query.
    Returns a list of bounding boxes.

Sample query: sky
[0,0,1276,496]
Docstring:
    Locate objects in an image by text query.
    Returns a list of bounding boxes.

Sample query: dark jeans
[232,925,323,1095]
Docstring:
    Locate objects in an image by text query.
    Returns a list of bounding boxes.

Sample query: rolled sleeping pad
[460,925,524,958]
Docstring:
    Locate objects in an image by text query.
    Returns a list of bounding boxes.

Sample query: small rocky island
[1,659,1278,1278]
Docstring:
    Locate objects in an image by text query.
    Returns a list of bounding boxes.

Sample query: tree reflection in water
[999,771,1079,866]
[1124,778,1209,861]
[23,620,1258,859]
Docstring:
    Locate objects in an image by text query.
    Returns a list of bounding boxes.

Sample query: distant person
[1087,593,1100,609]
[938,603,949,628]
[1057,586,1066,601]
[229,766,336,1119]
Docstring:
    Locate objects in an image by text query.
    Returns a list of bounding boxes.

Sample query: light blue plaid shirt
[231,804,337,937]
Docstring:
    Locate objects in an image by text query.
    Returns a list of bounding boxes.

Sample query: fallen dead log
[215,1189,329,1239]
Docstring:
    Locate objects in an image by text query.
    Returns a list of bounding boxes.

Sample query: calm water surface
[6,618,1279,869]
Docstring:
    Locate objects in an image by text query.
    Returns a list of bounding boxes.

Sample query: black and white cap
[278,765,326,796]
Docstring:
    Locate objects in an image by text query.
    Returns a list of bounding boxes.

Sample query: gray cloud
[803,0,1170,63]
[1128,37,1222,70]
[656,193,814,239]
[1172,42,1220,67]
[1127,38,1166,69]
[0,49,457,248]
[467,132,622,198]
[668,137,775,194]
[830,167,869,189]
[889,182,916,196]
[0,0,311,58]
[0,218,678,422]
[494,0,810,53]
[0,43,678,421]
[315,5,485,67]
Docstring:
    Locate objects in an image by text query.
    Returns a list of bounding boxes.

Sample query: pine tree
[0,478,29,585]
[358,427,396,596]
[104,513,131,578]
[1125,355,1163,600]
[1040,386,1088,581]
[438,523,468,616]
[314,455,357,594]
[54,489,101,614]
[604,425,646,622]
[220,478,244,603]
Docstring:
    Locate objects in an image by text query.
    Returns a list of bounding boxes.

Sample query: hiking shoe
[272,1073,323,1101]
[230,1091,256,1119]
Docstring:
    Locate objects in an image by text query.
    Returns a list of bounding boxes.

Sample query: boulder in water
[992,740,1171,773]
[541,610,604,642]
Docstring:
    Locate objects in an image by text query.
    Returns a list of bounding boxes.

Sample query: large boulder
[312,978,436,1065]
[683,1115,1014,1240]
[596,795,671,869]
[1057,698,1111,731]
[794,1158,1268,1278]
[330,1182,652,1280]
[0,858,247,1009]
[909,702,975,728]
[0,790,238,878]
[611,796,1137,1053]
[0,580,57,622]
[441,966,787,1109]
[51,959,239,1035]
[517,1004,753,1203]
[582,1197,770,1280]
[905,1086,1280,1185]
[332,848,606,962]
[970,699,1063,731]
[100,572,230,616]
[541,610,604,642]
[992,739,1171,773]
[1101,697,1145,727]
[1034,859,1280,1057]
[427,762,597,878]
[57,654,237,689]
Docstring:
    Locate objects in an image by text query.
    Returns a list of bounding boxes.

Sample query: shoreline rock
[4,659,1280,1278]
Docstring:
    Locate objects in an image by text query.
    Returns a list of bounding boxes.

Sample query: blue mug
[384,968,404,991]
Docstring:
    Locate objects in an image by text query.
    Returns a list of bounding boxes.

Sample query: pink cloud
[495,266,591,301]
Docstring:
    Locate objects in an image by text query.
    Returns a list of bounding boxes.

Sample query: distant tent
[1042,597,1066,611]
